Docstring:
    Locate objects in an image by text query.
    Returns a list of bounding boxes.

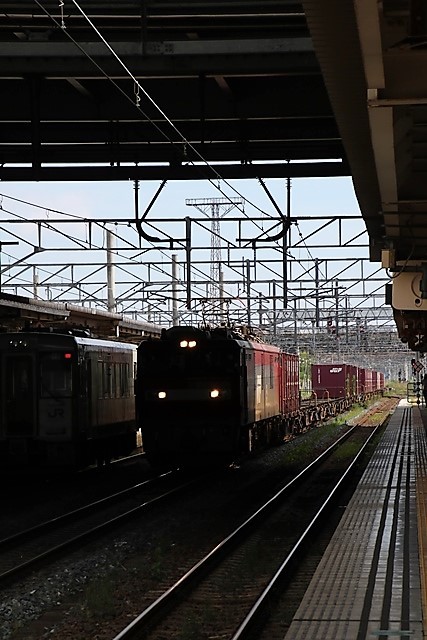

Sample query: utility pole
[106,230,116,312]
[0,241,19,292]
[172,254,179,326]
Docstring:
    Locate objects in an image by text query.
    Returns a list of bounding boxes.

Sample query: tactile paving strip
[284,403,424,640]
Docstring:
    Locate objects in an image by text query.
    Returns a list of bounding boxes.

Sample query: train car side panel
[243,343,256,425]
[348,365,358,396]
[289,352,300,413]
[87,347,136,437]
[250,343,282,422]
[359,367,372,394]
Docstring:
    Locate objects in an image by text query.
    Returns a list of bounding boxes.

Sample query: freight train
[136,325,385,469]
[0,329,137,470]
[311,363,385,399]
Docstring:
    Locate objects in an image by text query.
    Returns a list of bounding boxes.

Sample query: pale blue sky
[0,175,384,322]
[0,175,361,221]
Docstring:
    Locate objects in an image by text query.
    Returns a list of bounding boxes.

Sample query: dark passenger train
[136,325,385,469]
[0,330,137,469]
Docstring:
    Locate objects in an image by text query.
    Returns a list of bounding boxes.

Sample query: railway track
[110,424,382,640]
[0,469,198,587]
[348,395,398,427]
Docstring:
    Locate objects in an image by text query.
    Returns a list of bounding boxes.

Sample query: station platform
[284,401,426,639]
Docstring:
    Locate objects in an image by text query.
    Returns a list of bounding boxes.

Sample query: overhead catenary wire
[32,0,285,230]
[0,192,385,323]
[0,197,279,313]
[0,196,252,291]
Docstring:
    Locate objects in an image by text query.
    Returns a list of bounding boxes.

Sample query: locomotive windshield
[40,351,73,397]
[143,342,238,375]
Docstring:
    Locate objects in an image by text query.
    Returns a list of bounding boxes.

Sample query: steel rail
[230,424,381,639]
[0,472,195,587]
[112,425,359,640]
[0,469,174,548]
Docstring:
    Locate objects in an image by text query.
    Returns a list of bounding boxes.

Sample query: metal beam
[0,162,350,182]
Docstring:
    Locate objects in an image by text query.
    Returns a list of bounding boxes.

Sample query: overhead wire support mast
[186,197,244,322]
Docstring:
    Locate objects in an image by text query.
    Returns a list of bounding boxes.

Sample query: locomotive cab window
[145,346,236,375]
[40,352,73,397]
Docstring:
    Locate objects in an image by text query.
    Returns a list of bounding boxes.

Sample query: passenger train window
[40,352,72,397]
[102,362,113,398]
[120,363,130,397]
[99,360,131,398]
[7,356,32,399]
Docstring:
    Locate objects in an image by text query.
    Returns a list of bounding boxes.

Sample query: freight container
[280,352,300,414]
[311,363,353,399]
[359,368,373,393]
[348,365,358,396]
[374,370,384,391]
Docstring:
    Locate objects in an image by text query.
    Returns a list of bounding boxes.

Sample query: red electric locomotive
[136,325,299,468]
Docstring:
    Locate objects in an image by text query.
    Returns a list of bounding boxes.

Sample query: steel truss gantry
[0,193,409,372]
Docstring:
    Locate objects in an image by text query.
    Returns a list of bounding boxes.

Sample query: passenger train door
[86,357,95,429]
[75,351,90,433]
[3,354,35,437]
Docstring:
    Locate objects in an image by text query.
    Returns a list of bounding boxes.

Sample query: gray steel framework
[0,190,411,375]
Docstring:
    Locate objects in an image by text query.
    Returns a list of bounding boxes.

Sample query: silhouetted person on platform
[422,374,427,406]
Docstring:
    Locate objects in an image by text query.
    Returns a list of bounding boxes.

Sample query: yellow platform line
[414,407,427,638]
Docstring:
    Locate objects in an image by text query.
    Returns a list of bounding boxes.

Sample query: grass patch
[330,441,360,462]
[284,403,370,467]
[384,381,406,397]
[284,420,344,465]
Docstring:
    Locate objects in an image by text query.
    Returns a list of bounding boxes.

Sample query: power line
[33,0,284,224]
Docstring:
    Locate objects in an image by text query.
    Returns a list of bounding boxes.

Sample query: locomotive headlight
[158,391,167,399]
[179,340,197,348]
[210,389,220,398]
